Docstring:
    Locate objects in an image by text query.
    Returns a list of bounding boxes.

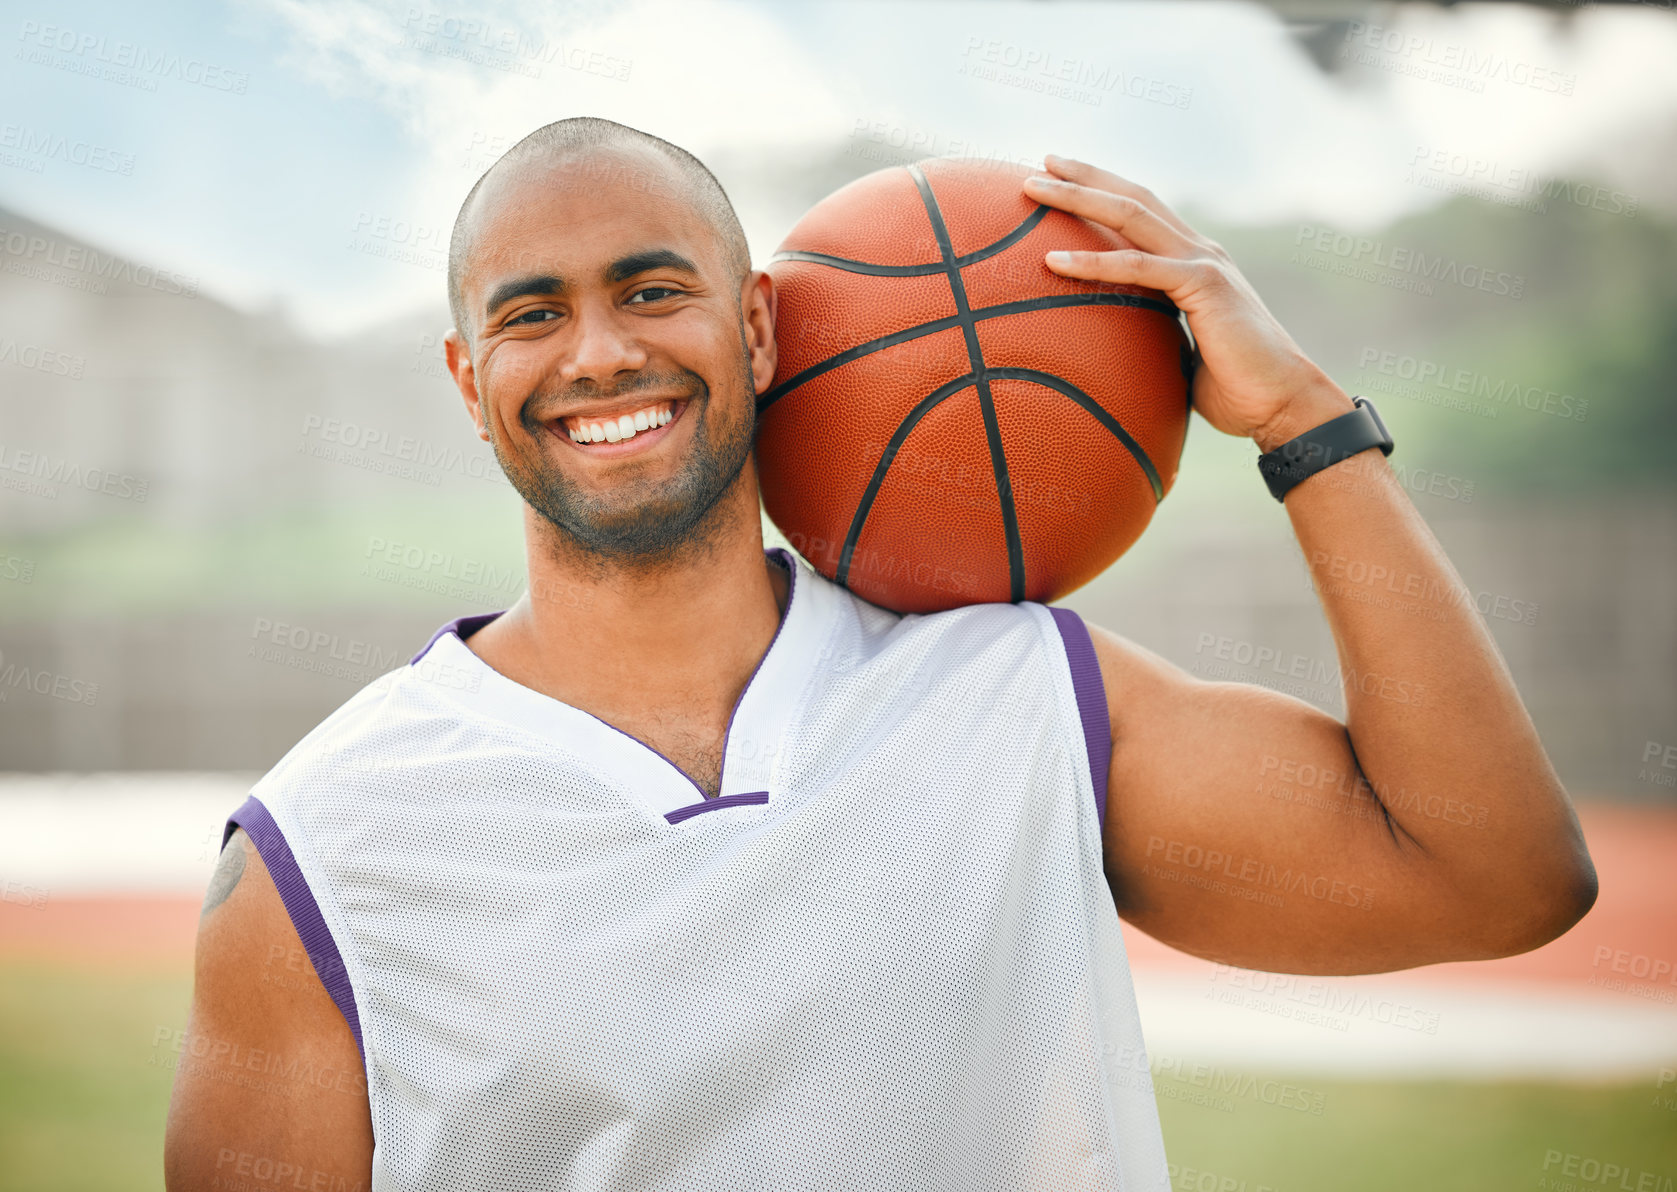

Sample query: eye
[507,309,557,326]
[627,286,679,304]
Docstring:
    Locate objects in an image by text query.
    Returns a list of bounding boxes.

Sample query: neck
[472,469,789,719]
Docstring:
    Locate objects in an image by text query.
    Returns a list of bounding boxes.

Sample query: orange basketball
[756,156,1193,614]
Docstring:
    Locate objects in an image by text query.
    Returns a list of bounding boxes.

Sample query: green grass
[0,962,191,1192]
[1151,1071,1677,1192]
[2,961,1672,1191]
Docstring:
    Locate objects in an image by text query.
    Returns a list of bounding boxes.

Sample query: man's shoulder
[803,566,1058,682]
[252,640,466,797]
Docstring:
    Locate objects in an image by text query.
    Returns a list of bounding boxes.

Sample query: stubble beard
[485,329,759,568]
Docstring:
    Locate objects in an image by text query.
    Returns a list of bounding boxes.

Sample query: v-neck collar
[407,547,831,824]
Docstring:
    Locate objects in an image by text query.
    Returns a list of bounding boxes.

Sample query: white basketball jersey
[224,546,1168,1190]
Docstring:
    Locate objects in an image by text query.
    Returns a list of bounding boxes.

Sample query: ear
[741,270,778,398]
[444,329,489,442]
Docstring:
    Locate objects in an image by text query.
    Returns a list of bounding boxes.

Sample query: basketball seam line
[768,204,1052,277]
[756,292,1176,414]
[986,367,1164,502]
[905,162,1026,604]
[837,373,978,588]
[834,366,1165,586]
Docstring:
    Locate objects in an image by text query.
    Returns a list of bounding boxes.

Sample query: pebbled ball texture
[757,156,1191,615]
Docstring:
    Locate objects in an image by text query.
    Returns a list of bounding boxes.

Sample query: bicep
[1087,624,1442,974]
[164,828,373,1191]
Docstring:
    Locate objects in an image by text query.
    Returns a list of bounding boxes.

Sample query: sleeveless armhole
[223,795,365,1064]
[1045,606,1112,837]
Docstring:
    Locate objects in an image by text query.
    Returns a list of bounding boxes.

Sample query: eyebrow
[605,248,699,283]
[484,274,563,319]
[482,249,702,320]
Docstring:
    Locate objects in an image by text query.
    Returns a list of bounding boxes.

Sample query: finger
[1044,247,1205,297]
[1024,175,1195,260]
[1043,154,1201,242]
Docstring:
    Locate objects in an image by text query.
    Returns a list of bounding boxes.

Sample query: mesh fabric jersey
[224,546,1169,1190]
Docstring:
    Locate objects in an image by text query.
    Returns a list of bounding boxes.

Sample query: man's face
[448,148,766,563]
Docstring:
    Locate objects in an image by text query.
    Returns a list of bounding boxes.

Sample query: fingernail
[1046,251,1072,264]
[1026,174,1063,188]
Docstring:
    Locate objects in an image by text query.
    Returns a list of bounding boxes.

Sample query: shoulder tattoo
[201,833,248,918]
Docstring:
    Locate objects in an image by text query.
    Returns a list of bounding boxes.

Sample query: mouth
[544,397,689,456]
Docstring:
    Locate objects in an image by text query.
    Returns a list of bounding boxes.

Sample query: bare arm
[1025,155,1596,974]
[1087,506,1594,973]
[164,828,373,1189]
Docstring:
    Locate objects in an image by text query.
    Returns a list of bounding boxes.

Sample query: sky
[2,0,1674,338]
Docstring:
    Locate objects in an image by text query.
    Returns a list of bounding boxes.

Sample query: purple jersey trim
[1047,606,1111,835]
[410,610,504,665]
[664,791,771,825]
[407,548,799,811]
[223,795,365,1063]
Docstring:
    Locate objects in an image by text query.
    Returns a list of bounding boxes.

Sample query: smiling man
[164,118,1597,1191]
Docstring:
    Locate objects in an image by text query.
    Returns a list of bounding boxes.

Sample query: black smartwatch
[1256,396,1394,503]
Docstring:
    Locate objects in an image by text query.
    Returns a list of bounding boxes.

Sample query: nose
[559,301,649,389]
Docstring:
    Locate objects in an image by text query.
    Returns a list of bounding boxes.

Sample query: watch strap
[1257,396,1393,503]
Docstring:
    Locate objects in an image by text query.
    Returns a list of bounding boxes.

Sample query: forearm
[1260,376,1595,942]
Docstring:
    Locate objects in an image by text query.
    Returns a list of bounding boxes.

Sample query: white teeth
[567,402,673,444]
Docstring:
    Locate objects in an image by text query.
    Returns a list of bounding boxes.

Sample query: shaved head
[447,117,750,340]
